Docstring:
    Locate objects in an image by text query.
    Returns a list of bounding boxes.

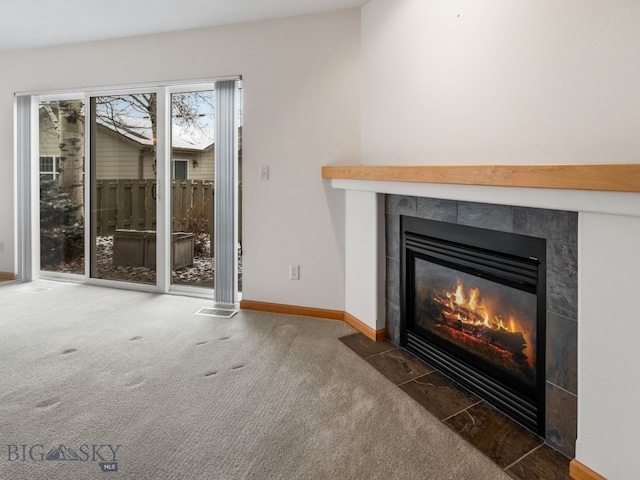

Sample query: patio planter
[113,230,194,269]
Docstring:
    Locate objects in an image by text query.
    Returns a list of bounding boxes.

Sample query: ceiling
[0,0,370,52]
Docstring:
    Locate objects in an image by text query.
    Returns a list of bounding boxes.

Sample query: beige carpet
[0,280,509,479]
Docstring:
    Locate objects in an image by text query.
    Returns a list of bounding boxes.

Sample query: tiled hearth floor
[339,333,572,480]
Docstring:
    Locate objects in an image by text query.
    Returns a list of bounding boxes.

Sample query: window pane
[39,101,85,274]
[173,160,188,180]
[90,93,157,285]
[170,90,214,289]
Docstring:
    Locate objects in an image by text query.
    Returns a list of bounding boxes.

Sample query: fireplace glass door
[411,257,537,389]
[402,216,546,435]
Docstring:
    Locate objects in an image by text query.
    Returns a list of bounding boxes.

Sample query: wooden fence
[94,179,214,237]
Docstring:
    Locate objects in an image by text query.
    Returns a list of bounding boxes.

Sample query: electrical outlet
[289,264,299,280]
[259,165,269,181]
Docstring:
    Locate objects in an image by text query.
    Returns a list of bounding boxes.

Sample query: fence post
[207,181,214,240]
[95,180,102,236]
[145,180,155,231]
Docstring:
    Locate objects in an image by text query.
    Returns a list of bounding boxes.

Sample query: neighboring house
[38,108,215,182]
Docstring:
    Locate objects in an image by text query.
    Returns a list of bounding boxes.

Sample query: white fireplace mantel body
[332,177,640,478]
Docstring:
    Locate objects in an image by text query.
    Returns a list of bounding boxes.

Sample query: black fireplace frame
[401,216,546,436]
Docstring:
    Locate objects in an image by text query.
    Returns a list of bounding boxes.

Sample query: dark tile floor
[339,333,572,480]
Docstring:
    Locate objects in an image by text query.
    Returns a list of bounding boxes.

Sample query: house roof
[96,114,215,151]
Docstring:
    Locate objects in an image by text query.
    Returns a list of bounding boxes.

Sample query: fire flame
[428,277,535,369]
[454,282,464,306]
[440,280,521,334]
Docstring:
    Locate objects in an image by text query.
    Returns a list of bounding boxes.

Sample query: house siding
[95,128,142,179]
[39,115,215,181]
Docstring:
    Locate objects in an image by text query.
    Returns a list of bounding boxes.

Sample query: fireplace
[401,216,546,435]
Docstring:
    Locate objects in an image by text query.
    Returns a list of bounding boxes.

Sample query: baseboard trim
[344,312,387,342]
[239,300,344,321]
[570,459,607,480]
[239,300,388,342]
[0,272,16,280]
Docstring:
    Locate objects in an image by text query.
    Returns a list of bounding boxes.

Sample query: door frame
[86,86,167,294]
[19,77,240,301]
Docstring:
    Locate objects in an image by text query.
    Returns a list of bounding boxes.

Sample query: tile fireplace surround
[324,163,640,479]
[384,195,577,458]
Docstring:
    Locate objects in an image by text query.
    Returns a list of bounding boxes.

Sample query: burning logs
[432,289,527,356]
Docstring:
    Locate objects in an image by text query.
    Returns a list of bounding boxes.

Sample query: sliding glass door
[30,79,241,302]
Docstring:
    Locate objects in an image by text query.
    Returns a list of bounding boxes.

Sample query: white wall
[361,0,640,166]
[578,212,640,479]
[359,1,640,476]
[0,10,361,310]
[344,190,385,330]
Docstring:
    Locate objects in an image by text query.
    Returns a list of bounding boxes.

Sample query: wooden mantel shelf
[322,164,640,193]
